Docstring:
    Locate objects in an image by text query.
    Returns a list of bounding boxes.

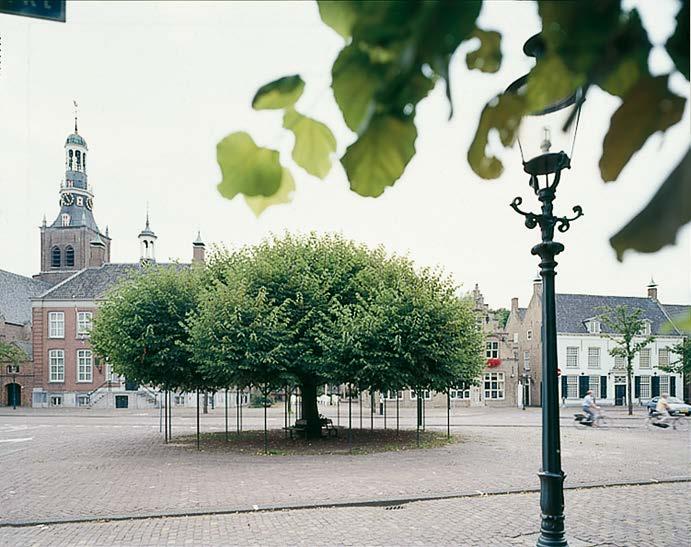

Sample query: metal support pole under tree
[370,391,374,431]
[416,388,421,447]
[236,388,240,436]
[348,383,352,449]
[196,389,200,451]
[225,388,229,442]
[263,385,268,455]
[337,393,340,427]
[168,391,172,440]
[359,392,362,430]
[158,391,162,434]
[284,385,289,438]
[164,389,168,444]
[447,389,451,439]
[422,393,426,431]
[240,388,243,433]
[396,394,399,437]
[383,396,387,430]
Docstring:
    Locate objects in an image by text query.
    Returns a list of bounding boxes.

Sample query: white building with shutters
[506,280,688,408]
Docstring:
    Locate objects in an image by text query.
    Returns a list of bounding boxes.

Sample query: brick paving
[0,406,688,545]
[0,483,688,546]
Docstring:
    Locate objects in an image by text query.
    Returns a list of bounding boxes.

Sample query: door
[115,395,129,409]
[6,383,21,407]
[614,385,626,406]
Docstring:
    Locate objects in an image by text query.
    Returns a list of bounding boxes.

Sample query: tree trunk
[627,368,633,416]
[203,392,209,414]
[300,379,321,439]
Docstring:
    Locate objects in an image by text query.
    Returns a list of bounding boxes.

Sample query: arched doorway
[6,383,21,407]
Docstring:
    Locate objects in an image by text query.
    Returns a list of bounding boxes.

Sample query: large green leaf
[465,28,502,73]
[216,132,282,199]
[610,148,691,260]
[467,94,525,180]
[341,114,417,197]
[245,168,296,217]
[600,75,686,182]
[526,55,583,113]
[332,44,380,133]
[317,0,357,39]
[283,109,337,179]
[252,75,305,110]
[665,0,689,80]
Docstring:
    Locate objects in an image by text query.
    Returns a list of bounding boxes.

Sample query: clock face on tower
[60,193,74,207]
[86,197,93,210]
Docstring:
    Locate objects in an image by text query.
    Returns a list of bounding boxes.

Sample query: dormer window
[586,320,601,334]
[61,214,70,226]
[639,321,651,336]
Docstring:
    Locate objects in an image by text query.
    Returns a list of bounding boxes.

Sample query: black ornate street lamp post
[507,34,584,547]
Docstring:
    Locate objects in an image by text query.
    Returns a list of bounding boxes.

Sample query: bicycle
[574,410,606,427]
[645,411,689,431]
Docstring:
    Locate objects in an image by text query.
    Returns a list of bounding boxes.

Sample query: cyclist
[582,390,600,425]
[655,393,672,425]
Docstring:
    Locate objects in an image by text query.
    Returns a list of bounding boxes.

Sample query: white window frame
[566,347,579,368]
[61,213,70,226]
[639,321,651,336]
[639,348,651,369]
[76,311,93,336]
[658,348,669,368]
[659,375,669,395]
[588,375,600,395]
[410,389,431,400]
[383,390,403,400]
[566,376,578,399]
[77,349,93,383]
[450,384,471,400]
[513,333,519,343]
[587,347,600,369]
[523,350,530,371]
[48,312,65,338]
[49,349,65,382]
[77,394,90,407]
[526,330,533,341]
[639,375,651,399]
[486,341,499,359]
[483,372,505,400]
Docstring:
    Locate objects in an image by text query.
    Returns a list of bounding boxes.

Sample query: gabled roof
[518,308,527,321]
[0,270,51,325]
[555,293,689,335]
[34,262,190,301]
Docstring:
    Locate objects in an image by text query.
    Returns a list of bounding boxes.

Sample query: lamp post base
[537,470,567,547]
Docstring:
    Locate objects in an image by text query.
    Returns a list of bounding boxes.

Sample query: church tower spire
[37,113,111,284]
[138,210,157,264]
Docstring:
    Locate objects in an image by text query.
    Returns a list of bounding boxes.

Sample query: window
[77,350,93,383]
[566,376,578,398]
[566,347,579,368]
[660,375,669,395]
[486,341,499,359]
[658,349,669,368]
[51,246,61,268]
[61,214,70,226]
[639,376,651,398]
[639,348,651,369]
[639,321,651,336]
[65,246,75,267]
[410,389,431,400]
[614,355,626,370]
[48,312,65,338]
[587,320,601,334]
[587,347,600,369]
[523,351,530,371]
[77,395,90,407]
[527,330,533,341]
[384,390,403,400]
[450,384,471,400]
[483,372,505,400]
[50,395,63,406]
[49,349,65,382]
[77,311,93,336]
[588,375,600,395]
[513,333,519,343]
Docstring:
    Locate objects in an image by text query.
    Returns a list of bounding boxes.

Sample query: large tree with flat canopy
[204,234,484,439]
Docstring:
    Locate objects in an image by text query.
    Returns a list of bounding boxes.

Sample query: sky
[0,0,689,310]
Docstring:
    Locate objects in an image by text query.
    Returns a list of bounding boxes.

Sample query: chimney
[192,231,206,263]
[532,274,542,298]
[511,297,519,312]
[89,234,106,268]
[647,278,658,300]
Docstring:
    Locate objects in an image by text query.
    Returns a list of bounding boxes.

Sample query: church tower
[37,116,111,285]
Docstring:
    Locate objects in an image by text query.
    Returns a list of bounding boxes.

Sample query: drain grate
[384,505,404,511]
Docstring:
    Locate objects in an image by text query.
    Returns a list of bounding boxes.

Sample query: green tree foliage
[598,305,654,415]
[659,338,691,377]
[214,0,689,260]
[197,234,483,438]
[0,340,26,365]
[90,265,207,391]
[492,308,510,329]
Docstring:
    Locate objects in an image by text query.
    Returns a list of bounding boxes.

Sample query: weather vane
[73,100,79,132]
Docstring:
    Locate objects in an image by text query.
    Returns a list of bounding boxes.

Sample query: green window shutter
[670,376,676,397]
[634,376,641,398]
[651,376,660,397]
[578,376,589,398]
[561,376,567,398]
[600,376,607,399]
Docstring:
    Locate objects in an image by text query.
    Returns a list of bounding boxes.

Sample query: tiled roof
[555,294,688,335]
[36,262,190,301]
[518,308,527,321]
[0,270,51,325]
